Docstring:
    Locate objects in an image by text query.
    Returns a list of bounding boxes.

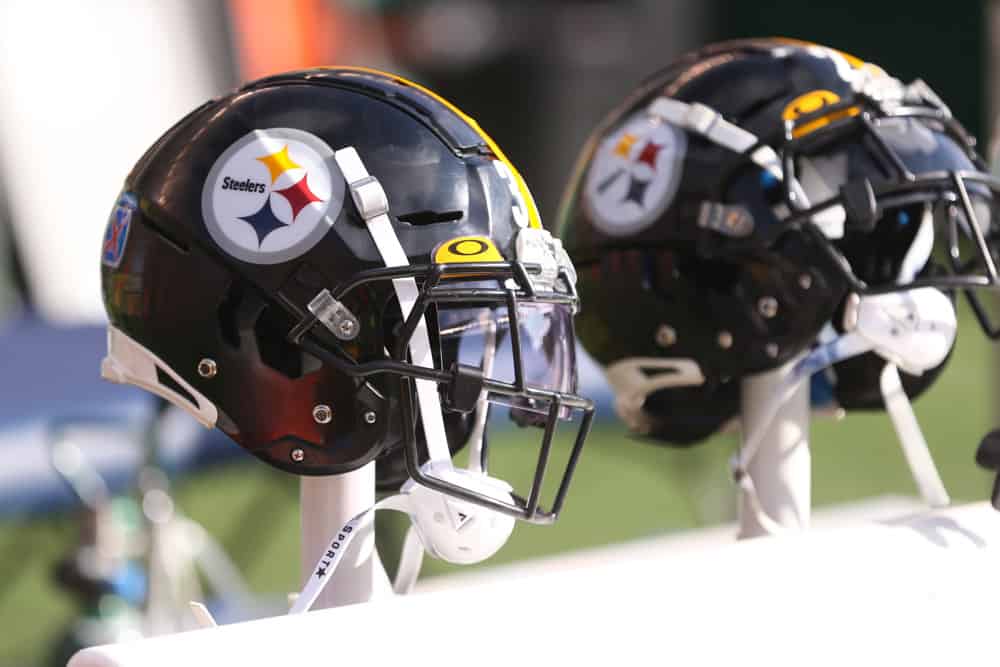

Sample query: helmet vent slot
[217,282,245,349]
[397,210,463,225]
[641,366,682,378]
[155,366,199,409]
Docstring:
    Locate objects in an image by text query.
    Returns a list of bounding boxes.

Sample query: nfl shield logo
[102,192,137,268]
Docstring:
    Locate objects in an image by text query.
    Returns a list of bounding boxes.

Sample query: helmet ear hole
[254,305,321,378]
[217,281,246,349]
[155,366,200,408]
[218,280,321,379]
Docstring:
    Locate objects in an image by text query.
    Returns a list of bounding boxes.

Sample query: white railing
[69,499,1000,666]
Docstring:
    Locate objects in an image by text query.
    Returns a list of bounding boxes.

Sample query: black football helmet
[557,38,999,445]
[100,67,593,522]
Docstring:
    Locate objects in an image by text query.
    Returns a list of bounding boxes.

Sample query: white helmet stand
[65,288,982,667]
[298,467,391,610]
[737,361,812,538]
[732,287,957,538]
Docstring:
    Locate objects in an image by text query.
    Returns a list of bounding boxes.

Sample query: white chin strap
[290,463,516,612]
[646,97,834,235]
[334,147,451,465]
[734,287,957,534]
[646,98,789,187]
[288,149,517,609]
[879,363,950,508]
[463,318,497,475]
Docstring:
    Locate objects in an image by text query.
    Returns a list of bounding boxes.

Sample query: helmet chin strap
[395,320,505,597]
[876,207,950,509]
[287,149,517,610]
[290,322,514,611]
[879,363,950,508]
[333,146,451,465]
[290,458,517,611]
[645,97,841,236]
[733,285,957,533]
[463,317,497,475]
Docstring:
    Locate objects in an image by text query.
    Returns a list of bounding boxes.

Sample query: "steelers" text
[221,176,267,194]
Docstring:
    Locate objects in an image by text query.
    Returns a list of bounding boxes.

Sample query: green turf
[0,306,995,665]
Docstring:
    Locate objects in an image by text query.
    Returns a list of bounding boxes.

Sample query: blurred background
[0,0,997,664]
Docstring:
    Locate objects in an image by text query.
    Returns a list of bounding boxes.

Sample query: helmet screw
[757,297,779,319]
[312,404,333,424]
[338,320,357,338]
[765,342,779,359]
[798,273,813,290]
[363,411,377,425]
[655,324,677,348]
[717,331,733,349]
[290,448,305,463]
[197,358,217,378]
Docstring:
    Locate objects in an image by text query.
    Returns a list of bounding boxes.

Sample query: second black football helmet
[558,39,999,445]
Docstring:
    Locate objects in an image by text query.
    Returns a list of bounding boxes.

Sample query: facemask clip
[840,178,878,232]
[307,289,360,341]
[447,363,486,414]
[515,228,577,291]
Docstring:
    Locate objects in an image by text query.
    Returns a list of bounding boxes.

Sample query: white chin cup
[402,463,516,565]
[846,287,956,375]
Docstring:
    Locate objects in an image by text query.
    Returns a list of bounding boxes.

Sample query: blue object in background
[0,314,616,517]
[0,314,234,517]
[0,314,147,426]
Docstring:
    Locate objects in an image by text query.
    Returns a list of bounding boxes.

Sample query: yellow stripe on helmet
[768,37,883,75]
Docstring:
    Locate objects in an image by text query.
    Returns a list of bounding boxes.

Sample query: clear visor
[933,187,1000,275]
[437,297,577,424]
[875,118,998,248]
[873,117,977,177]
[791,116,1000,283]
[794,117,980,199]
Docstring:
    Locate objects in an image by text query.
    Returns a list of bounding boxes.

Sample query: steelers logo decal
[202,128,344,264]
[584,110,686,237]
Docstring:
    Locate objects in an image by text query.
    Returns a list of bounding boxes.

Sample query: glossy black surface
[102,68,591,505]
[558,39,997,445]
